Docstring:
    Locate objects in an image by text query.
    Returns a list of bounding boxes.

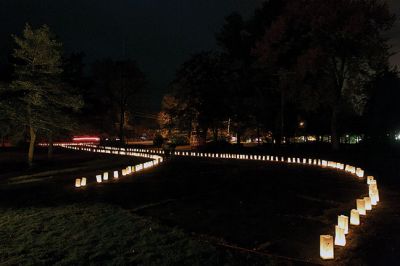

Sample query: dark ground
[0,146,399,265]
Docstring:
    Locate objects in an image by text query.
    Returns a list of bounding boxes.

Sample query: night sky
[0,0,399,111]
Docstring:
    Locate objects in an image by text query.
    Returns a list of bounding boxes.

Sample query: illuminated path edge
[53,143,379,262]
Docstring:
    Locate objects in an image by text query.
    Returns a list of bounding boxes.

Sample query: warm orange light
[334,225,346,246]
[320,235,334,259]
[338,215,349,234]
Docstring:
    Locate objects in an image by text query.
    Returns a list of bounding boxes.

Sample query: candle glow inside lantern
[364,197,372,211]
[338,215,349,234]
[369,180,378,190]
[114,171,119,179]
[369,187,380,203]
[334,225,346,246]
[103,172,108,181]
[350,209,360,225]
[81,177,87,187]
[367,176,374,185]
[75,178,81,188]
[356,168,364,178]
[320,235,334,260]
[96,175,102,183]
[357,199,366,215]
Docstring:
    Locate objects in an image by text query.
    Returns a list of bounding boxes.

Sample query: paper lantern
[320,235,334,260]
[75,178,81,188]
[335,225,346,246]
[103,172,109,181]
[357,199,366,215]
[369,187,380,203]
[96,175,102,183]
[322,160,328,167]
[114,171,119,179]
[369,180,378,189]
[356,168,364,178]
[303,158,306,164]
[81,177,87,187]
[364,197,372,211]
[338,215,349,234]
[367,176,374,185]
[350,209,360,225]
[122,169,126,176]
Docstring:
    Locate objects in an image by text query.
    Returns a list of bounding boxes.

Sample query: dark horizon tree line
[0,24,147,165]
[161,0,399,150]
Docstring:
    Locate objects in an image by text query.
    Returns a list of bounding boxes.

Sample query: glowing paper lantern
[364,197,372,211]
[96,175,102,183]
[350,209,360,225]
[320,235,334,260]
[369,187,380,203]
[81,177,87,187]
[357,199,366,215]
[322,160,328,167]
[122,169,126,176]
[367,176,374,185]
[370,180,378,190]
[334,225,346,246]
[356,168,364,178]
[370,191,377,205]
[75,178,81,188]
[103,172,109,181]
[338,215,349,234]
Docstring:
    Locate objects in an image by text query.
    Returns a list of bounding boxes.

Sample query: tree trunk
[213,127,218,142]
[331,107,339,150]
[279,86,285,145]
[48,131,54,160]
[119,108,125,145]
[28,126,36,167]
[236,131,241,145]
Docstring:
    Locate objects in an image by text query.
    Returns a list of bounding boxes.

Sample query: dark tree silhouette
[92,59,145,144]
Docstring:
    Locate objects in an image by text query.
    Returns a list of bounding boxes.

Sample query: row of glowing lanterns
[60,143,377,260]
[320,175,379,260]
[57,144,163,188]
[74,160,159,187]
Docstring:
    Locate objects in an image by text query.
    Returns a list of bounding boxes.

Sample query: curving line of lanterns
[56,143,378,260]
[54,144,163,188]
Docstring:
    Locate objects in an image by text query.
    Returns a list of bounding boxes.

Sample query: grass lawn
[0,204,221,266]
[1,147,398,265]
